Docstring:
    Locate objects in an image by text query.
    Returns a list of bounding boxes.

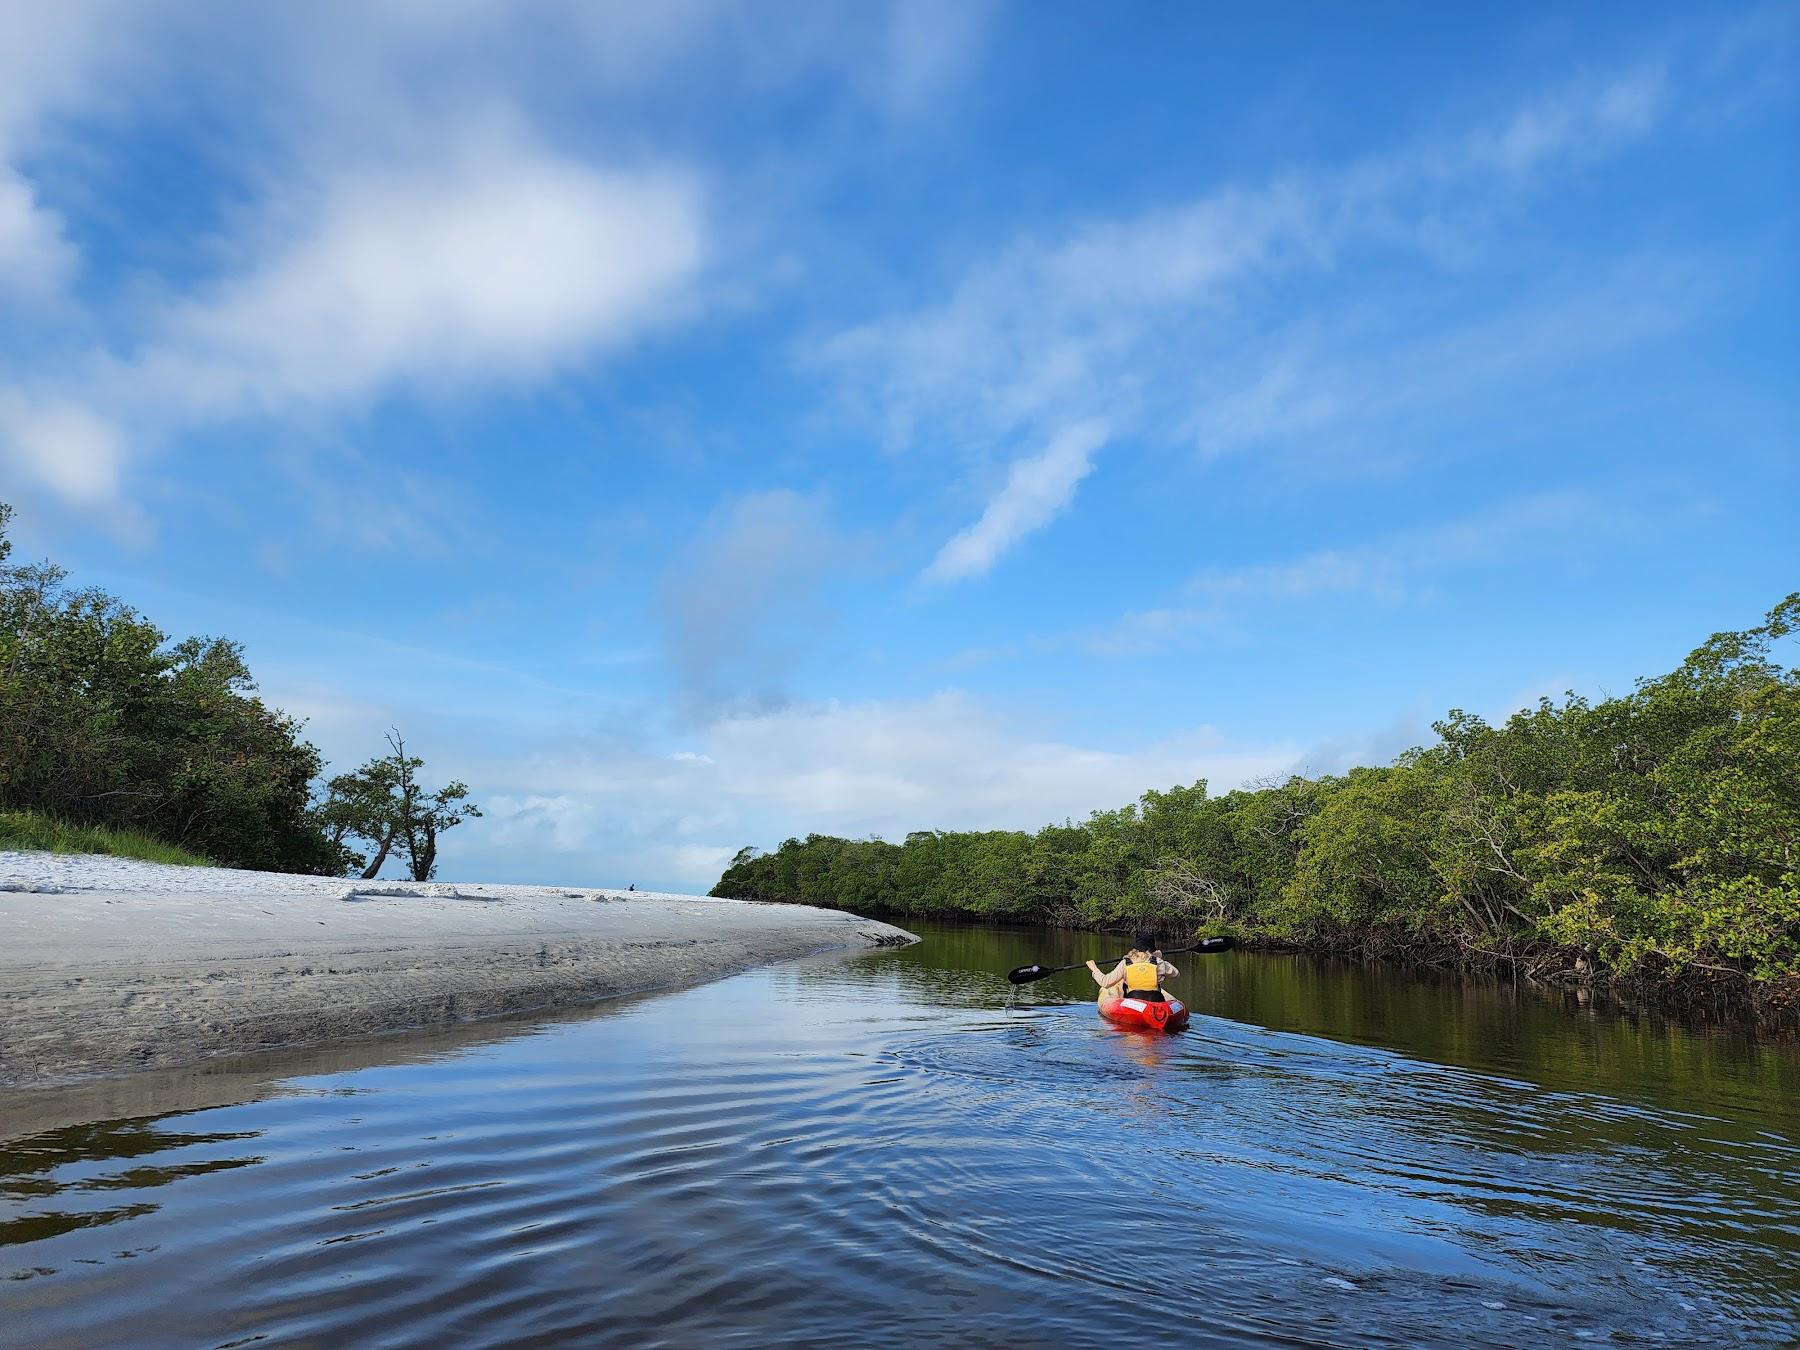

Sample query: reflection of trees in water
[1161,942,1798,1113]
[0,1115,265,1246]
[794,918,1800,1299]
[802,921,1798,1114]
[4,918,1794,1315]
[796,920,1153,1009]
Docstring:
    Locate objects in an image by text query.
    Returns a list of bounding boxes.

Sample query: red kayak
[1099,995,1190,1033]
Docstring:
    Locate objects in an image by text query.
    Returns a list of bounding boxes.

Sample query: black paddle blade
[1194,936,1235,953]
[1006,963,1055,984]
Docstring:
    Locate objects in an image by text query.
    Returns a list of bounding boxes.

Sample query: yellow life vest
[1123,959,1160,993]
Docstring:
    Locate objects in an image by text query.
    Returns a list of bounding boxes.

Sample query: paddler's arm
[1086,959,1126,989]
[1153,952,1179,978]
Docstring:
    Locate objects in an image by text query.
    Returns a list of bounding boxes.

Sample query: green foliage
[1516,595,1800,983]
[715,597,1800,1004]
[0,809,215,866]
[0,501,496,877]
[316,731,481,881]
[0,508,348,873]
[318,755,408,878]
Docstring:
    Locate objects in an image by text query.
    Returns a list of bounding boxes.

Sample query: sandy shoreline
[0,852,915,1093]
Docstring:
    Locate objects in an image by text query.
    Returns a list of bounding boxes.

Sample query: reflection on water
[2,921,1796,1346]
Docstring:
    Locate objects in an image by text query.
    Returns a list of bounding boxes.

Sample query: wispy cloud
[874,0,999,116]
[823,62,1675,439]
[1187,492,1605,606]
[1078,606,1229,658]
[1062,493,1620,661]
[819,59,1689,576]
[3,134,708,511]
[925,420,1106,582]
[1183,253,1716,458]
[0,0,997,520]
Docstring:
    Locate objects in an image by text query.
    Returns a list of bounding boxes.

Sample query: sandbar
[0,852,914,1093]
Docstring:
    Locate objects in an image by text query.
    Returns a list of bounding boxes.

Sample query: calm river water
[3,921,1796,1346]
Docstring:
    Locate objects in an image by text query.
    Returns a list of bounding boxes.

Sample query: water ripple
[3,929,1796,1347]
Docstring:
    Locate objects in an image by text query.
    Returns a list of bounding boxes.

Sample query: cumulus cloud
[925,420,1107,582]
[3,133,706,517]
[0,0,996,514]
[704,692,1296,827]
[478,689,1302,885]
[247,590,1312,888]
[141,142,704,415]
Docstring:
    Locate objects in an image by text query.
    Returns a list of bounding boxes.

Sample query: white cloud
[0,1,139,135]
[143,141,703,414]
[0,0,995,515]
[1,134,705,513]
[475,689,1302,885]
[1191,548,1404,604]
[1183,253,1712,458]
[0,390,124,505]
[708,692,1293,826]
[1477,65,1665,174]
[274,0,996,128]
[819,62,1678,490]
[0,169,76,300]
[0,0,153,305]
[925,420,1107,582]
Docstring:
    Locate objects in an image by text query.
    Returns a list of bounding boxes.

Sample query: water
[3,921,1796,1347]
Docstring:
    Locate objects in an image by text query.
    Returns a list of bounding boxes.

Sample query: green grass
[0,810,215,866]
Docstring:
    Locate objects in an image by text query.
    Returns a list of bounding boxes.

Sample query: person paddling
[1086,930,1179,1008]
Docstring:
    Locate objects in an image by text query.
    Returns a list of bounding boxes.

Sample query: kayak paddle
[1006,935,1235,985]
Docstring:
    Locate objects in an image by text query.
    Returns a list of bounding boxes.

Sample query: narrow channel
[4,922,1796,1346]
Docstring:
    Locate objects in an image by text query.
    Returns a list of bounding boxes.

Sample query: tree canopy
[0,504,478,878]
[715,598,1800,1015]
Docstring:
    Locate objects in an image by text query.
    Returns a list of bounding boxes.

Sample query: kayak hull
[1099,996,1190,1033]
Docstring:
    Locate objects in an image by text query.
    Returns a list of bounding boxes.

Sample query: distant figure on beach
[1087,930,1179,1010]
[628,883,634,892]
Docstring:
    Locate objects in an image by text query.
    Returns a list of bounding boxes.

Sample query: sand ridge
[0,852,915,1091]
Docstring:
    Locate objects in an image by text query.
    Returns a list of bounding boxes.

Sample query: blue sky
[2,1,1795,889]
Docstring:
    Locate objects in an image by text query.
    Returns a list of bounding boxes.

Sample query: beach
[0,852,915,1091]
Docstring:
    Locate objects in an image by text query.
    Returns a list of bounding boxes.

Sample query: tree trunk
[409,822,437,882]
[360,829,395,880]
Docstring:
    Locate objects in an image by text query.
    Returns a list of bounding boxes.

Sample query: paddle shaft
[1057,938,1219,973]
[1007,936,1233,984]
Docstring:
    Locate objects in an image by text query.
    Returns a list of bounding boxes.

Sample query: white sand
[0,852,914,1090]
